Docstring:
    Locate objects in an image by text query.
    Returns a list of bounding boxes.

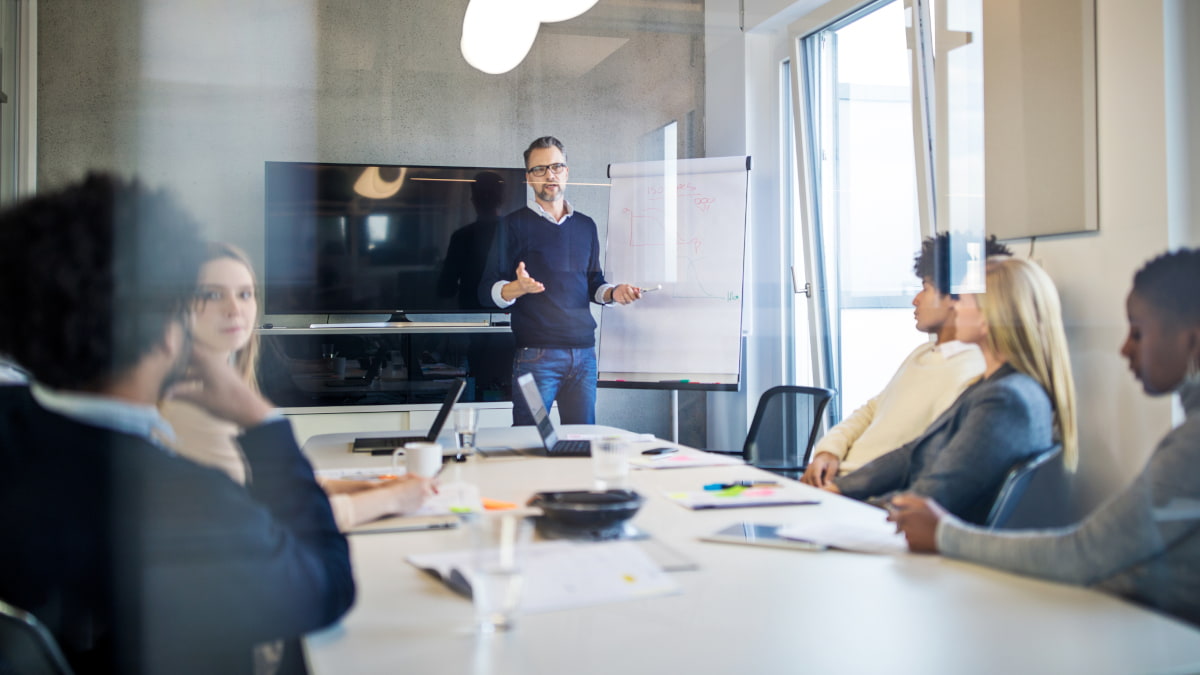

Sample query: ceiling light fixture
[461,0,600,75]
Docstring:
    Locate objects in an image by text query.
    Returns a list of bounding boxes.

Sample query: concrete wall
[37,0,708,442]
[39,0,705,256]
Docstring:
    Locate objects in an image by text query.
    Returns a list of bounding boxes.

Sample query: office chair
[985,444,1064,529]
[0,598,75,675]
[741,385,836,477]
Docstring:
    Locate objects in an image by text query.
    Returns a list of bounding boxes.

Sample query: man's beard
[159,323,194,399]
[536,183,563,203]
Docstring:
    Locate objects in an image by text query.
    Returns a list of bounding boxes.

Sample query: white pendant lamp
[461,0,601,75]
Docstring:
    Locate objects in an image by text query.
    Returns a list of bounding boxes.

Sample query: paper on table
[406,540,680,613]
[777,517,908,555]
[629,451,744,470]
[563,432,656,442]
[316,466,398,480]
[349,513,460,535]
[664,486,820,510]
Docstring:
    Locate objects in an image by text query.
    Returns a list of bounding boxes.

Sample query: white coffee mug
[404,442,443,477]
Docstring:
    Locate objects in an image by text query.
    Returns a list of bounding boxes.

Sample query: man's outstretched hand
[502,261,546,301]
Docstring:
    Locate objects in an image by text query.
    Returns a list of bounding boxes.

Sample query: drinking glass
[469,514,532,633]
[591,436,631,491]
[454,407,478,452]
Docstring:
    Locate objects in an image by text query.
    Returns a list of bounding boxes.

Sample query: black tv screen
[264,161,528,315]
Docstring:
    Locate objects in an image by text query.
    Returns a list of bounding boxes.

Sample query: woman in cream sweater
[161,242,434,530]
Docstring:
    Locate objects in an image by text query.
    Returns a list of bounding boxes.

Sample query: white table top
[302,425,1200,675]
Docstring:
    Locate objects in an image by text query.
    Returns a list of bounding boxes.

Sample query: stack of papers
[407,540,680,613]
[349,513,460,535]
[563,433,656,442]
[776,517,908,555]
[340,481,486,535]
[665,486,821,510]
[630,451,744,470]
[316,466,398,480]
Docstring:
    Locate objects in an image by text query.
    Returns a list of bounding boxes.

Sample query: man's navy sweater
[479,205,608,348]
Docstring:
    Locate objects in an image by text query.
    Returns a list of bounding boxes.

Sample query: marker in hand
[639,284,663,293]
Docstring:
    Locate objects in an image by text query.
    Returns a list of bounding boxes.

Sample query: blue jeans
[511,347,597,426]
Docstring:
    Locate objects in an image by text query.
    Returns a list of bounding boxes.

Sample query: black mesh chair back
[986,444,1063,529]
[742,385,836,474]
[0,599,75,675]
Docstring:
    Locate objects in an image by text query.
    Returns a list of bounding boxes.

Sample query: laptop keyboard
[352,435,419,450]
[548,439,592,457]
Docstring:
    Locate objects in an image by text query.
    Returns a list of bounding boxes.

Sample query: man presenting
[0,174,354,674]
[480,136,641,425]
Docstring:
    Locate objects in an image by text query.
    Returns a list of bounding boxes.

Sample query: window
[789,0,987,420]
[793,0,928,417]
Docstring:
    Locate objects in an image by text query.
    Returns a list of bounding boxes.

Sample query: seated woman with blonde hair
[160,242,434,530]
[828,256,1078,525]
[891,249,1200,627]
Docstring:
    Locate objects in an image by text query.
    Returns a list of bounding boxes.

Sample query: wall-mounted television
[264,161,529,317]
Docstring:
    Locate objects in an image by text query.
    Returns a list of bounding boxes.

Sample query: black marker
[642,447,678,456]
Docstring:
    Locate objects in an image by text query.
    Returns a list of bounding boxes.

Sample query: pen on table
[703,480,780,491]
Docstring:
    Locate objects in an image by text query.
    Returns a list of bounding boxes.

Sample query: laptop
[515,373,592,457]
[351,379,467,454]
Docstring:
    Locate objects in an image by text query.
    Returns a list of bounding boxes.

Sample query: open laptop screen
[516,373,557,450]
[351,378,466,451]
[424,378,467,441]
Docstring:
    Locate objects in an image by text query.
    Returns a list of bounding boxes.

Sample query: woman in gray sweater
[828,256,1079,525]
[891,249,1200,626]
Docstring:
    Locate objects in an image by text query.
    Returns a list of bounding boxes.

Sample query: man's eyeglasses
[526,163,567,177]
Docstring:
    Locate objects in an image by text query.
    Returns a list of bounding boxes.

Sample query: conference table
[302,425,1200,675]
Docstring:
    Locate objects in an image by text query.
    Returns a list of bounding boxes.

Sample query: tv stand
[257,323,515,411]
[308,312,496,329]
[310,321,492,329]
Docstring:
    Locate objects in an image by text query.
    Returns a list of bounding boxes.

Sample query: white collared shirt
[527,197,575,225]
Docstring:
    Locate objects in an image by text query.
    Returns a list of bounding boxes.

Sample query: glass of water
[469,513,532,633]
[591,436,631,491]
[454,406,478,452]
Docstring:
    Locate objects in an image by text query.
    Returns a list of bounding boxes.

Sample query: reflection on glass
[367,215,389,249]
[941,0,985,294]
[263,162,527,316]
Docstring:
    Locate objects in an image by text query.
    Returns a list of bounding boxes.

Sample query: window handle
[791,266,812,298]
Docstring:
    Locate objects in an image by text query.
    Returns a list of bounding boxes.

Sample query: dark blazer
[834,363,1055,524]
[0,386,355,674]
